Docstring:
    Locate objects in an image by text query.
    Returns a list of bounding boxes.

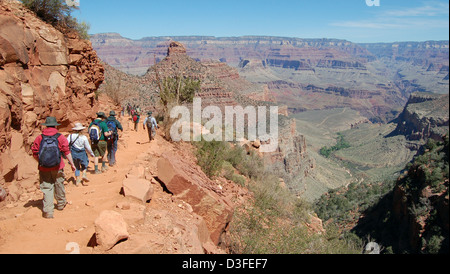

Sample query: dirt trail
[317,107,347,127]
[0,117,158,254]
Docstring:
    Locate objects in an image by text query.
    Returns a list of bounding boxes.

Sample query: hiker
[132,111,140,131]
[88,112,112,174]
[31,117,76,219]
[105,110,123,167]
[143,111,158,142]
[67,123,95,186]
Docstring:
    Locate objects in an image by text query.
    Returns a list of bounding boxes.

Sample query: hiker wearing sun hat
[31,117,76,219]
[67,122,95,186]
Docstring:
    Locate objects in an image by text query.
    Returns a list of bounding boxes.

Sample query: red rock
[122,177,154,203]
[94,210,129,251]
[167,41,187,56]
[0,1,105,200]
[157,152,233,245]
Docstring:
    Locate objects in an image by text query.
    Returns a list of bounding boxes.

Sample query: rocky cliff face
[91,34,373,76]
[391,92,449,142]
[392,137,449,253]
[91,34,449,123]
[0,0,104,198]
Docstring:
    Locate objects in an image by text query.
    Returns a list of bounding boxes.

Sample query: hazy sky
[72,0,449,43]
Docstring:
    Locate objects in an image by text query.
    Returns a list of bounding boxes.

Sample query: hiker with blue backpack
[88,112,112,174]
[67,123,95,186]
[31,117,76,219]
[105,110,123,167]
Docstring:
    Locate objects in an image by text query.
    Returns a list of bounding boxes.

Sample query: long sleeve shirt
[143,116,158,129]
[31,127,71,172]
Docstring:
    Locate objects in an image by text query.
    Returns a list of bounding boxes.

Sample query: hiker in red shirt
[31,117,76,219]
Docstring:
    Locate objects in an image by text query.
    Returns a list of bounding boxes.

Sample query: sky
[71,0,449,43]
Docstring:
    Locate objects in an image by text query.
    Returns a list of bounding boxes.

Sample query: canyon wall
[391,92,449,141]
[0,0,104,198]
[91,34,449,122]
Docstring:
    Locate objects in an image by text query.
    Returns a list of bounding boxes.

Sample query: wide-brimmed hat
[72,123,86,131]
[109,110,117,116]
[42,117,61,127]
[97,112,106,118]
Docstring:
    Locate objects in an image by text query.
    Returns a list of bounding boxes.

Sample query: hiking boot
[95,170,102,175]
[56,202,67,211]
[101,166,109,172]
[43,212,54,219]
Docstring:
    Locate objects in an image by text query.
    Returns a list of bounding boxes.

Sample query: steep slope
[390,92,449,142]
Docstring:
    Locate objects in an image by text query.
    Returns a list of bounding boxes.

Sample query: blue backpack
[89,120,102,143]
[106,120,117,141]
[38,133,62,168]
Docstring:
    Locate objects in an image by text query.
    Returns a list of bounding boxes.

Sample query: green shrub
[195,138,227,178]
[229,176,361,254]
[194,138,360,254]
[21,0,90,39]
[319,133,350,158]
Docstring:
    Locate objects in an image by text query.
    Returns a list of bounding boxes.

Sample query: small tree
[22,0,72,24]
[21,0,90,39]
[159,75,199,112]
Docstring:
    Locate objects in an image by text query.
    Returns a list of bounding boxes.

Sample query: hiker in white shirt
[143,111,158,142]
[67,123,95,186]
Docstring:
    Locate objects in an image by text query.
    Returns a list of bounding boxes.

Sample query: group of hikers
[29,109,158,219]
[125,104,159,142]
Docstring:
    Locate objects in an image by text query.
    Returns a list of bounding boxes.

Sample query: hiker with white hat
[67,122,95,186]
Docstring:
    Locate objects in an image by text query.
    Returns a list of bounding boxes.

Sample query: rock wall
[391,92,449,141]
[0,1,104,198]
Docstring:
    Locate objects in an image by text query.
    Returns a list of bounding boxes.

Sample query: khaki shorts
[92,140,107,157]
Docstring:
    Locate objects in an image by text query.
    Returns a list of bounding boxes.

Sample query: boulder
[122,177,154,203]
[94,210,129,251]
[157,152,233,245]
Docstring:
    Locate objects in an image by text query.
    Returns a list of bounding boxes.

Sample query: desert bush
[156,75,200,141]
[229,175,361,254]
[194,137,360,254]
[21,0,90,39]
[159,76,199,111]
[195,138,227,178]
[222,161,246,186]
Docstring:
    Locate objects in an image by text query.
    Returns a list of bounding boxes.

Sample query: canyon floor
[0,116,212,254]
